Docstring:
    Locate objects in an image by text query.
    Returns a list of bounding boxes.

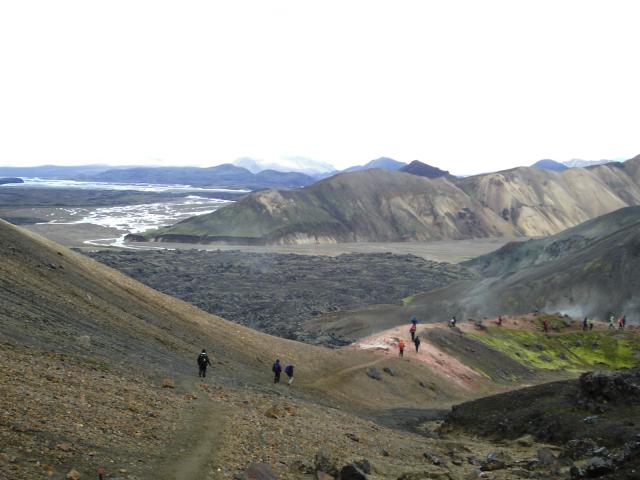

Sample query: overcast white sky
[0,1,638,174]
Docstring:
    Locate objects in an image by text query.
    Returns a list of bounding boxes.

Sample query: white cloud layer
[0,0,638,174]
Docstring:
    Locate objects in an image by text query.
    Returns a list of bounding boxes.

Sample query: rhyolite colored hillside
[135,154,640,245]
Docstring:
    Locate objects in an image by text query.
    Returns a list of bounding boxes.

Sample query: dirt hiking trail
[159,376,227,480]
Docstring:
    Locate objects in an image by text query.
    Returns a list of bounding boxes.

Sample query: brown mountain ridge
[135,154,640,245]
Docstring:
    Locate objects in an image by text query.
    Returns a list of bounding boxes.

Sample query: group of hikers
[398,316,422,357]
[580,314,627,332]
[609,314,627,331]
[197,349,295,385]
[271,359,295,385]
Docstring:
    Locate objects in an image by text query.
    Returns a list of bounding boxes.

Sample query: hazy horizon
[1,1,638,175]
[0,155,634,177]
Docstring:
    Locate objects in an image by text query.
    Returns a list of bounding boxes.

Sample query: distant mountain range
[0,157,436,190]
[399,160,454,179]
[530,159,569,171]
[135,154,640,245]
[531,158,618,171]
[0,156,626,192]
[232,156,336,176]
[563,158,619,168]
[0,164,132,178]
[343,157,406,173]
[82,164,316,190]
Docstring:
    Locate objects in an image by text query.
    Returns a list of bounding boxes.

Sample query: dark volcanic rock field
[86,250,474,345]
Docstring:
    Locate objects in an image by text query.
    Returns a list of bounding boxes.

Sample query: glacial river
[7,178,246,248]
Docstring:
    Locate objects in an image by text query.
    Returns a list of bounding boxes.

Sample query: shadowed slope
[306,207,640,340]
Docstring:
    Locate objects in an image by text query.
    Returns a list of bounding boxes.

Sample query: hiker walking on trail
[582,317,588,331]
[609,314,615,330]
[409,318,417,341]
[413,336,421,353]
[197,349,212,378]
[619,315,626,331]
[284,364,294,386]
[588,318,594,331]
[398,339,405,358]
[272,359,282,383]
[449,316,457,328]
[543,319,549,333]
[497,316,503,327]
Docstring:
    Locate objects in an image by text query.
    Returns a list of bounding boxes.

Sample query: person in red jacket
[398,339,405,358]
[619,315,626,331]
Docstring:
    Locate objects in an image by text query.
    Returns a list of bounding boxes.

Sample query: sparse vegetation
[469,327,640,371]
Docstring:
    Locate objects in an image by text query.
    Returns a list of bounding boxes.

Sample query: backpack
[285,365,294,376]
[198,353,208,366]
[273,362,282,373]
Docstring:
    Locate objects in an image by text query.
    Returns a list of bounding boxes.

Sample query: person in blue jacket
[285,364,294,385]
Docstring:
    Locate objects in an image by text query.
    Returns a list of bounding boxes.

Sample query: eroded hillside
[136,155,640,245]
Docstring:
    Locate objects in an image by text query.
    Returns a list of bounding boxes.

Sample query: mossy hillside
[146,202,273,238]
[469,327,640,371]
[402,295,415,306]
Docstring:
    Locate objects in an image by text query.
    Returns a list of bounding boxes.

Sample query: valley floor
[20,218,515,262]
[108,237,515,263]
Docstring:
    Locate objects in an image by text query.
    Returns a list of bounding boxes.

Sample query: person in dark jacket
[413,336,421,353]
[284,364,294,385]
[197,349,212,378]
[272,359,282,383]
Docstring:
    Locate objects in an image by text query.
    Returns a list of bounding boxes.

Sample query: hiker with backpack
[409,318,417,341]
[449,316,457,328]
[398,339,405,358]
[284,364,294,385]
[413,335,421,353]
[197,349,212,378]
[272,359,282,383]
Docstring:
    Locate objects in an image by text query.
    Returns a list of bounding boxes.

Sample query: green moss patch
[469,328,640,372]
